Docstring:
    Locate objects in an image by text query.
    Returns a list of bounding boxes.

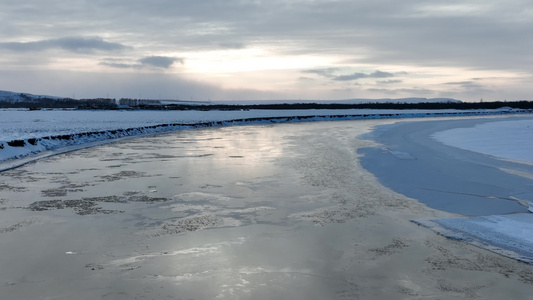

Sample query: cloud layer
[101,56,184,69]
[0,37,128,53]
[1,0,532,101]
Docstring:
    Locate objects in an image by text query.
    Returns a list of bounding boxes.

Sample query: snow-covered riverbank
[1,108,530,169]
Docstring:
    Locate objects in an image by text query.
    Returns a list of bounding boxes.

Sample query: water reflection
[0,120,393,299]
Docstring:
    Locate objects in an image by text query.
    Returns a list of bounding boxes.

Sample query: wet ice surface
[0,120,397,299]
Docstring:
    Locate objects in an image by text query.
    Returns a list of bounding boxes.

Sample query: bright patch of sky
[1,0,532,101]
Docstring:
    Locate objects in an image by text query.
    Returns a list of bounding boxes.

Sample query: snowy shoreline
[1,108,531,170]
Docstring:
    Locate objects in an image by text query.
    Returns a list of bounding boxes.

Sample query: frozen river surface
[1,118,533,299]
[0,120,392,299]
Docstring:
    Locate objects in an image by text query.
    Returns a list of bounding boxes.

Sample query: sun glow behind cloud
[177,47,341,92]
[182,48,334,74]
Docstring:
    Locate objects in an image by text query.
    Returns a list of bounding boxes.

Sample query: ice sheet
[432,214,533,263]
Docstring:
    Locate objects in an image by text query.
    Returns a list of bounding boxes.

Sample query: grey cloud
[0,37,128,53]
[378,80,403,84]
[305,68,404,82]
[333,71,395,81]
[333,73,367,81]
[101,56,184,70]
[367,87,436,95]
[445,81,484,89]
[302,68,341,78]
[303,68,397,81]
[218,42,246,49]
[369,71,395,78]
[140,56,184,68]
[100,62,139,69]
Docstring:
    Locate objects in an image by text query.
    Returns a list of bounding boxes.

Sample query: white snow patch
[432,119,533,163]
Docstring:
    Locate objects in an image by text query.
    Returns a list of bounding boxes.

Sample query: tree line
[1,96,533,111]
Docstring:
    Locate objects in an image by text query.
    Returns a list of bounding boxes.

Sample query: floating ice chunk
[387,148,416,160]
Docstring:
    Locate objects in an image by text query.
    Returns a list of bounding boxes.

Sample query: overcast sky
[1,0,532,101]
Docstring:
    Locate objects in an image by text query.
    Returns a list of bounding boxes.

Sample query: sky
[1,0,532,102]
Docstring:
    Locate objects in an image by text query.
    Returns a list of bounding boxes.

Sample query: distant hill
[0,90,118,109]
[0,90,63,102]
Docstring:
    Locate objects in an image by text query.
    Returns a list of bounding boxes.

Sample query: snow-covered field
[2,108,422,167]
[0,108,486,141]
